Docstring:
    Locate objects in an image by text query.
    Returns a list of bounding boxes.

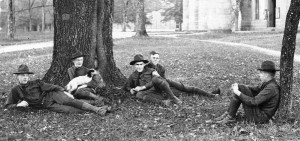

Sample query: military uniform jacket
[123,67,156,92]
[240,79,280,118]
[5,79,64,108]
[146,62,166,78]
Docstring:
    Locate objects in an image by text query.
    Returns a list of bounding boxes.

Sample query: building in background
[182,0,291,31]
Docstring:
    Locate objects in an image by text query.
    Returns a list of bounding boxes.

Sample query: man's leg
[238,85,269,123]
[136,88,170,107]
[167,79,219,98]
[74,88,106,106]
[45,102,84,113]
[48,91,109,115]
[152,76,182,104]
[75,88,103,101]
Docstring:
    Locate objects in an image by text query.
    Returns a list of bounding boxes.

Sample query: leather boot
[158,81,182,105]
[81,102,107,115]
[214,111,228,121]
[143,95,171,107]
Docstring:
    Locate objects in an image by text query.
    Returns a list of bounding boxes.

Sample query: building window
[255,0,259,19]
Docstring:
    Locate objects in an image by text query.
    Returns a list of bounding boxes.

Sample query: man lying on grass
[67,51,107,106]
[214,61,280,124]
[146,51,221,98]
[4,64,111,115]
[123,54,182,107]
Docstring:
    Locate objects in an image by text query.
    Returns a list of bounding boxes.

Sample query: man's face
[73,57,84,67]
[17,74,30,84]
[258,70,269,82]
[134,62,145,72]
[150,54,160,65]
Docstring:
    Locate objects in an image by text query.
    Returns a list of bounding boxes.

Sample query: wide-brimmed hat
[13,64,34,74]
[130,54,149,65]
[257,61,280,72]
[71,51,87,60]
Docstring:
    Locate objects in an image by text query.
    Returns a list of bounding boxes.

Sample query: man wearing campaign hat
[67,51,106,105]
[214,61,280,124]
[147,51,220,98]
[5,64,111,115]
[123,54,182,106]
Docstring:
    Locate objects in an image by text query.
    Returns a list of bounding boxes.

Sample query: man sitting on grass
[67,51,106,105]
[146,51,220,98]
[214,61,280,124]
[123,54,182,106]
[5,64,111,115]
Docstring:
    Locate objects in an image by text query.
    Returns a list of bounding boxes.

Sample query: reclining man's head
[149,51,160,65]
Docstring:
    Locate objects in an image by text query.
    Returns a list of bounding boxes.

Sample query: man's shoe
[216,115,236,124]
[214,111,228,121]
[172,98,182,105]
[212,88,221,95]
[162,99,171,107]
[94,106,107,116]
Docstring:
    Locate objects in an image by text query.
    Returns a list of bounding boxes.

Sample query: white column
[182,0,189,30]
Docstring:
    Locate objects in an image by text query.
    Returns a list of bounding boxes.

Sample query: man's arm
[238,86,276,106]
[38,80,64,92]
[67,67,75,81]
[122,74,135,92]
[4,87,21,108]
[158,64,166,79]
[248,85,261,94]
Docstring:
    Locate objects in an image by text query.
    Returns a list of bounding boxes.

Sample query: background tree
[28,0,36,31]
[134,0,148,37]
[40,0,47,31]
[231,0,242,31]
[7,0,15,39]
[43,0,126,88]
[278,0,300,120]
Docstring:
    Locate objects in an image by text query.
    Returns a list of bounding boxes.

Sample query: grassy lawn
[0,37,300,140]
[179,31,300,54]
[0,31,54,46]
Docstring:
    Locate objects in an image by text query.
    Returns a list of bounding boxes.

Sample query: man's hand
[78,85,87,90]
[64,91,75,99]
[134,86,146,92]
[17,100,29,107]
[232,83,241,96]
[152,71,160,76]
[130,89,137,95]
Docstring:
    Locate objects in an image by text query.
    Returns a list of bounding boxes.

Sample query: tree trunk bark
[29,0,32,32]
[95,0,126,87]
[7,0,15,40]
[121,0,129,32]
[134,0,148,37]
[122,12,127,32]
[43,0,126,88]
[43,0,97,86]
[42,6,45,31]
[175,0,183,31]
[278,0,300,120]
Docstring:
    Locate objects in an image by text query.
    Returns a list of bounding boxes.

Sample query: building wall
[240,0,290,30]
[183,0,292,31]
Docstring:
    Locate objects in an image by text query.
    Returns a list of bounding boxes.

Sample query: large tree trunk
[95,0,126,87]
[278,0,300,120]
[43,0,95,86]
[7,0,15,40]
[134,0,148,37]
[43,0,126,88]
